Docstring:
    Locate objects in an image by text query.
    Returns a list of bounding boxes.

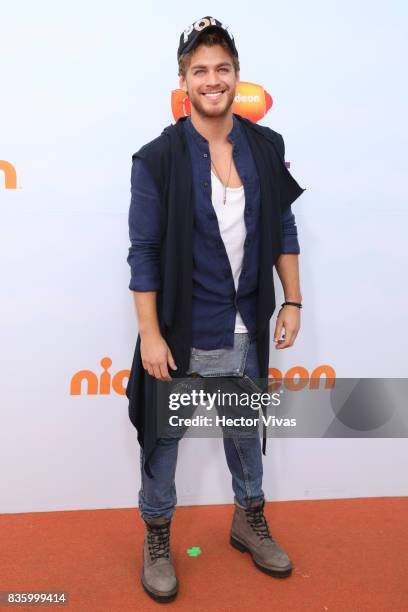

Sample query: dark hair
[178,30,240,77]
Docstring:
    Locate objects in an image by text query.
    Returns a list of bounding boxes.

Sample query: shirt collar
[184,113,242,149]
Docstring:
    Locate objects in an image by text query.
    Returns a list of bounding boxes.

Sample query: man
[126,16,305,603]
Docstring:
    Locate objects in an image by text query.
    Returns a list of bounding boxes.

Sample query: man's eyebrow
[190,62,232,69]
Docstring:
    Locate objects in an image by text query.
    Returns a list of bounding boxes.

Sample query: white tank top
[210,170,248,333]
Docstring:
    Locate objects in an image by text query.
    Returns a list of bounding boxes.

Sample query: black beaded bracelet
[280,301,302,310]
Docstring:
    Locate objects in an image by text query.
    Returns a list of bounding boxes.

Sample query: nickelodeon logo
[70,358,129,396]
[267,365,336,392]
[70,358,336,396]
[0,160,17,189]
[171,81,273,123]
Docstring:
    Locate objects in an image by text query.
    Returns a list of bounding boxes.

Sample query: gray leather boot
[141,516,178,602]
[230,499,292,577]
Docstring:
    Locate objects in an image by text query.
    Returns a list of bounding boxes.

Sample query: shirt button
[203,153,208,158]
[204,181,208,187]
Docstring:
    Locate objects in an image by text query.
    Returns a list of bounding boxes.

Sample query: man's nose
[204,70,222,86]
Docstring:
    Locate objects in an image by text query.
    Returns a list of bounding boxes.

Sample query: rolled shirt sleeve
[281,205,300,254]
[127,157,162,291]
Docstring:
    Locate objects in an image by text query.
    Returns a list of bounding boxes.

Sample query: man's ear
[179,75,187,92]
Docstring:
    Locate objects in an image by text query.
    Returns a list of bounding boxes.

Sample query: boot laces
[245,505,274,541]
[147,523,171,560]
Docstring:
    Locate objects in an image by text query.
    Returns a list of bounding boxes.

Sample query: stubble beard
[189,87,236,120]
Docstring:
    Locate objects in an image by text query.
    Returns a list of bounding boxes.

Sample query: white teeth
[204,91,224,97]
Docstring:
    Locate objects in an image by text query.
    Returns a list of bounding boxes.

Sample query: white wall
[1,1,407,513]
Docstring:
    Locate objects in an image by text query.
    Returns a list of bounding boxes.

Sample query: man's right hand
[140,331,178,380]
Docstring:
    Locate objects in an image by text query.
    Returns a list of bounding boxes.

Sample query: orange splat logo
[171,82,273,123]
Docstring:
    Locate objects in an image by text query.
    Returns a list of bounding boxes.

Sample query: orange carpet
[1,497,407,611]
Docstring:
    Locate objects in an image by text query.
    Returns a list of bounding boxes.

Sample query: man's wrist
[139,327,162,340]
[280,300,302,312]
[284,296,302,303]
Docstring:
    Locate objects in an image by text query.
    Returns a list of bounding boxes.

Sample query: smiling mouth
[202,90,226,99]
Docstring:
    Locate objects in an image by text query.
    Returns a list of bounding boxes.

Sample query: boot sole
[141,573,179,603]
[230,535,292,578]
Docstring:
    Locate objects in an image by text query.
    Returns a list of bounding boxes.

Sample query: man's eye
[194,70,204,75]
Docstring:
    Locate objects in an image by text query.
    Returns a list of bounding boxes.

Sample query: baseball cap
[177,16,238,61]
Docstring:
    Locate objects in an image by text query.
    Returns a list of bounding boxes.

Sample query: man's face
[179,43,239,119]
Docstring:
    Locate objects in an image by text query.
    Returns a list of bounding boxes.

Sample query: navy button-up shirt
[127,115,300,349]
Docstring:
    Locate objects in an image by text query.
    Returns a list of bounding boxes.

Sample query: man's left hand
[273,305,300,349]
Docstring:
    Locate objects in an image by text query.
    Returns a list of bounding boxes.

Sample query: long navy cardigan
[125,113,306,478]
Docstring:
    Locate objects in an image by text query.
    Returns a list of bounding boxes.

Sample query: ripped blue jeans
[138,332,265,520]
